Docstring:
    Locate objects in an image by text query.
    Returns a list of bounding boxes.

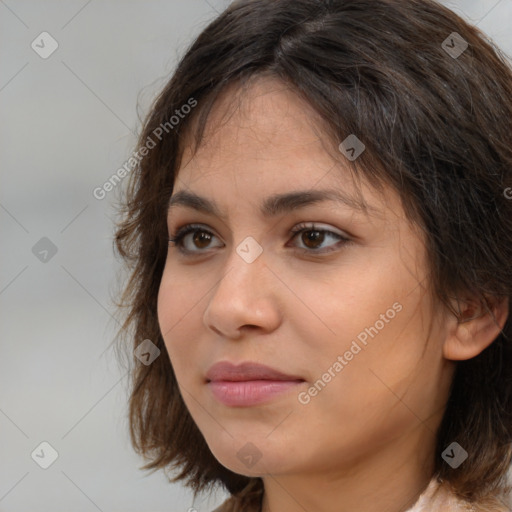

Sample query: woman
[114,0,512,510]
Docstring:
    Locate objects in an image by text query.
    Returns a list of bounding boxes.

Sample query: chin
[204,432,293,477]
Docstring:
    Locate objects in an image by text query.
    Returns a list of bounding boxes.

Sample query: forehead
[189,77,332,152]
[173,76,398,222]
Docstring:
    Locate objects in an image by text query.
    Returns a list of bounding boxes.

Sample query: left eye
[288,223,350,253]
[168,223,350,255]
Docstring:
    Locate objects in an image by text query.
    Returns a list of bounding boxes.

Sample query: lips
[205,361,304,383]
[205,361,305,407]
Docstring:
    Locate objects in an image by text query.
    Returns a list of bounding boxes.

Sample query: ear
[443,294,509,361]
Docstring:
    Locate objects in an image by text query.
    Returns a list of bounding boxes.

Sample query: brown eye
[301,229,325,249]
[168,224,223,253]
[168,222,350,256]
[289,223,350,254]
[192,230,213,249]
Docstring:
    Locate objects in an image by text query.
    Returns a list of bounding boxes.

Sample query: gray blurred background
[1,1,511,511]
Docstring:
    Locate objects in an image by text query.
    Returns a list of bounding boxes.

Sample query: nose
[202,246,282,339]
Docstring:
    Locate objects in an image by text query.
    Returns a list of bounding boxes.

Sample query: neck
[260,423,436,512]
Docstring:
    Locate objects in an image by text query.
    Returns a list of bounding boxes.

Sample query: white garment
[406,479,473,511]
[405,479,511,512]
[213,477,512,511]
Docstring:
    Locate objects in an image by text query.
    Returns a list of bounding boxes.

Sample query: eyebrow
[166,189,382,219]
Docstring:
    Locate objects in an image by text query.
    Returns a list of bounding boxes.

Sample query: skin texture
[157,76,509,512]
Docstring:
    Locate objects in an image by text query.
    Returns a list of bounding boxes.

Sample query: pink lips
[206,361,305,407]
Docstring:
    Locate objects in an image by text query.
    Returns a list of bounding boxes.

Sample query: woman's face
[157,76,455,479]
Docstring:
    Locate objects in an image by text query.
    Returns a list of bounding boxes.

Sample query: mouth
[205,361,305,407]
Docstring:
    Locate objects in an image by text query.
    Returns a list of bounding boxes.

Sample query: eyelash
[167,222,351,256]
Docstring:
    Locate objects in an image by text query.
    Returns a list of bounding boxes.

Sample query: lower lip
[208,380,304,406]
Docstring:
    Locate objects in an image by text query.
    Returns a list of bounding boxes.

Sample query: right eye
[168,224,224,254]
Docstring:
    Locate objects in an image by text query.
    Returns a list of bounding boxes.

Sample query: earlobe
[443,295,509,361]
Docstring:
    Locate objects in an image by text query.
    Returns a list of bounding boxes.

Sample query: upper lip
[206,361,304,382]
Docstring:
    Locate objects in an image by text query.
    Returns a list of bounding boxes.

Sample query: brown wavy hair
[114,0,512,507]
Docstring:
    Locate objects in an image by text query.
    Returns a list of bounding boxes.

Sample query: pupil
[303,230,324,248]
[194,231,211,248]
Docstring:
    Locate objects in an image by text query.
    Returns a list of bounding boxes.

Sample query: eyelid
[288,222,351,254]
[289,222,349,239]
[168,221,348,239]
[168,223,223,251]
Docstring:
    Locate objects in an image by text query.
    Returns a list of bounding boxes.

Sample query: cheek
[156,267,206,377]
[285,263,401,355]
[292,263,434,409]
[157,262,208,328]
